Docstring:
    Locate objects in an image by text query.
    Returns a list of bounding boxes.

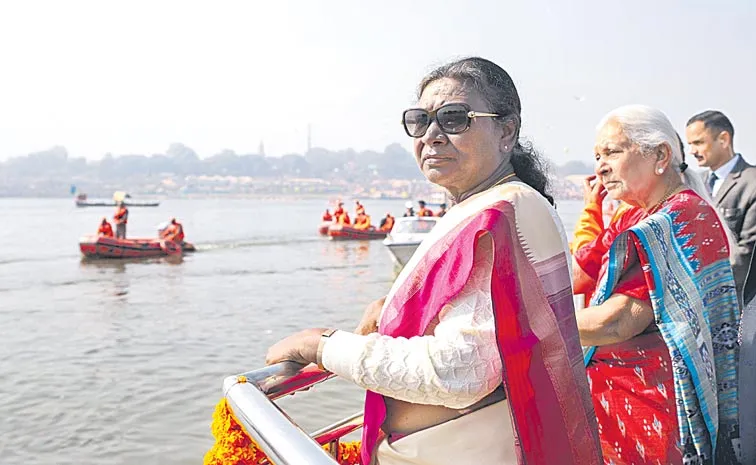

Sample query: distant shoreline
[0,191,584,201]
[0,193,404,202]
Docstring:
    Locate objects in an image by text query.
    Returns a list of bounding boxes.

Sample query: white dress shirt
[710,154,741,197]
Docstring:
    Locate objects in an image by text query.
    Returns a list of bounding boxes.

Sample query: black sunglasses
[401,103,501,138]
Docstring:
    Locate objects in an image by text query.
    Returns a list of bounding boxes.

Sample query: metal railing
[223,362,364,465]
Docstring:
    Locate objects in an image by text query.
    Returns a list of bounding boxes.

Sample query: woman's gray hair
[598,104,735,249]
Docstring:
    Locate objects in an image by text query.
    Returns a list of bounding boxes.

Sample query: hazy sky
[0,0,753,164]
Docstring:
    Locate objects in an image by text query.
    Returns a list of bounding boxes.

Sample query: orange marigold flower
[204,397,362,465]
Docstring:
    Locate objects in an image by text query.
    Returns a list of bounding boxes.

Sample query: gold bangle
[316,329,338,371]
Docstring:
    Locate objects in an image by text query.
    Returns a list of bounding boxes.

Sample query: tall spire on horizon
[306,123,312,154]
[258,140,265,156]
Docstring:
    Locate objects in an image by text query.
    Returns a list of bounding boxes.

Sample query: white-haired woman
[573,105,741,464]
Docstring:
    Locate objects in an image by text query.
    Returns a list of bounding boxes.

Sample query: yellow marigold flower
[204,397,362,465]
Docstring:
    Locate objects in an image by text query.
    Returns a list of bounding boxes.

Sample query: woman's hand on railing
[266,327,330,366]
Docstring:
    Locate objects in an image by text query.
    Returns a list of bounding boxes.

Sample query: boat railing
[223,361,364,465]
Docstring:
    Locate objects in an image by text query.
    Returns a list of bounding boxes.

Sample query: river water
[0,197,584,465]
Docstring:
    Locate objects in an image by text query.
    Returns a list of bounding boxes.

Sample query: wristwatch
[316,329,339,371]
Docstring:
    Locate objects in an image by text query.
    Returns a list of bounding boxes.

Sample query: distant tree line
[0,143,431,181]
[0,143,594,197]
[0,143,594,179]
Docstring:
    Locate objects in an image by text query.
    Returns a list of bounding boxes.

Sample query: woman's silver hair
[598,104,735,249]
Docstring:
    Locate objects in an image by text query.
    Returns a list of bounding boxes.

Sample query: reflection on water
[79,255,185,268]
[329,241,372,263]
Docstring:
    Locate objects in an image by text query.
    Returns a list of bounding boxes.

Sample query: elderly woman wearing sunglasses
[266,57,601,465]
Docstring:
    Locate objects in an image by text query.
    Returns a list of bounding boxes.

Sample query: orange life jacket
[114,206,129,224]
[381,215,395,231]
[337,212,351,225]
[163,223,185,242]
[173,223,185,242]
[98,222,114,237]
[353,214,371,230]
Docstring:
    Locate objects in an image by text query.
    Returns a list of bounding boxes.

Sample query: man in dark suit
[686,110,756,305]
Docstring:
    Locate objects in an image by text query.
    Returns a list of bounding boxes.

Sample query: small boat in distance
[75,192,160,208]
[79,236,195,259]
[382,216,439,267]
[327,224,388,241]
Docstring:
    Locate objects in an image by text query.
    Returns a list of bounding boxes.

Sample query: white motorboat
[382,216,439,267]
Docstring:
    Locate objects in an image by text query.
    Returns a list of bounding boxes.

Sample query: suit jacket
[740,281,756,463]
[705,155,756,305]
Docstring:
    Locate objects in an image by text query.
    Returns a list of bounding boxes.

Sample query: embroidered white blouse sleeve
[321,237,503,409]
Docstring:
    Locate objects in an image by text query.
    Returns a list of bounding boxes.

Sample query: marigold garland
[204,397,362,465]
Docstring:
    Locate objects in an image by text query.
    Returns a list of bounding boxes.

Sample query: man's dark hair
[686,110,735,143]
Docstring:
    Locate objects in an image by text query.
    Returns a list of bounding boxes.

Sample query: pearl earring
[504,145,508,151]
[656,168,664,174]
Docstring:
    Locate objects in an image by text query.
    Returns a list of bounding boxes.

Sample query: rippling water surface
[0,197,583,465]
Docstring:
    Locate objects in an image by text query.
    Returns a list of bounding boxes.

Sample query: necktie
[708,172,718,195]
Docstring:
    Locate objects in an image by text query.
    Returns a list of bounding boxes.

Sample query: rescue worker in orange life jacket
[355,200,365,216]
[379,212,395,231]
[98,217,114,237]
[161,218,185,244]
[114,202,129,239]
[334,202,350,225]
[417,200,434,217]
[353,211,371,230]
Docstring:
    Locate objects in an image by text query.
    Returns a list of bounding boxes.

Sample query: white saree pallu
[374,401,516,465]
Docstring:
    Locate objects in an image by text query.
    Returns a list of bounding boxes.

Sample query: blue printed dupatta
[583,203,740,463]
